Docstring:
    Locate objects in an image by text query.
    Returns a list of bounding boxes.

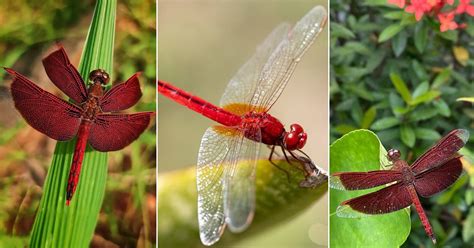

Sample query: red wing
[6,68,82,141]
[339,182,412,215]
[42,47,88,104]
[99,73,143,112]
[414,157,463,197]
[330,170,403,190]
[411,129,469,174]
[88,112,154,152]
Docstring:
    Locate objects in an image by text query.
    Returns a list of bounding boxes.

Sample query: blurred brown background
[158,0,328,247]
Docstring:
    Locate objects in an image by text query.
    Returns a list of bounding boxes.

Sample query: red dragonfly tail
[408,185,436,244]
[66,121,91,206]
[158,80,242,127]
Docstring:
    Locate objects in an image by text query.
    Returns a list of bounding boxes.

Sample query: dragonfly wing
[88,112,153,152]
[336,182,412,218]
[42,47,88,104]
[251,6,327,109]
[330,170,403,190]
[197,126,237,246]
[411,129,469,174]
[224,127,260,232]
[6,68,82,140]
[219,23,291,108]
[99,73,143,112]
[414,157,463,197]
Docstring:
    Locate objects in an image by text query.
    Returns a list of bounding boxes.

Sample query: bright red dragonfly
[5,47,154,206]
[330,129,470,244]
[158,6,327,246]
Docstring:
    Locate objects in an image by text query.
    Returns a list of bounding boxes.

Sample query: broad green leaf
[158,160,327,247]
[412,81,429,98]
[330,130,410,247]
[29,1,116,247]
[379,23,405,43]
[371,117,400,130]
[334,124,358,135]
[390,73,412,104]
[408,107,439,122]
[400,124,416,147]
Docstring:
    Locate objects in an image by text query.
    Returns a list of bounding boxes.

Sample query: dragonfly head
[89,69,110,85]
[283,124,307,151]
[387,148,401,161]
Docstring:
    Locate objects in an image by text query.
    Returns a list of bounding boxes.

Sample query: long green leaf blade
[30,1,117,247]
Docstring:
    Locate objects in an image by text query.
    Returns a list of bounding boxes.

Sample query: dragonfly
[330,129,470,244]
[5,47,154,206]
[158,6,327,246]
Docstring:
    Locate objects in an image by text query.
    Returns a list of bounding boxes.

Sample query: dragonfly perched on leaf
[5,47,154,206]
[331,129,469,244]
[159,6,327,246]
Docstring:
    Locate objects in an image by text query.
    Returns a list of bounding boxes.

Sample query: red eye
[284,124,307,150]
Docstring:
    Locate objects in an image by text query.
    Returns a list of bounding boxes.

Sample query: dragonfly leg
[268,145,291,183]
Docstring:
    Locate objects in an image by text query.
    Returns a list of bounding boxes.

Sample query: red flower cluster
[388,0,474,32]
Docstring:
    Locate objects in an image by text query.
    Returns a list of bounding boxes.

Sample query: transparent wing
[250,6,327,110]
[197,126,238,246]
[219,23,291,109]
[224,127,260,232]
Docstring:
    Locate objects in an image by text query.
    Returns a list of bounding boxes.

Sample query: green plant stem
[158,159,327,247]
[29,0,116,247]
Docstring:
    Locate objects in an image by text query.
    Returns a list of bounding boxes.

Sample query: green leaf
[392,30,407,57]
[414,21,428,53]
[334,124,358,135]
[379,23,405,43]
[330,130,410,247]
[361,106,377,129]
[390,73,412,104]
[410,90,440,105]
[414,128,441,140]
[158,160,327,247]
[463,207,474,244]
[29,1,117,247]
[412,81,429,98]
[400,124,416,147]
[433,99,451,117]
[432,68,452,89]
[371,117,400,130]
[332,23,356,39]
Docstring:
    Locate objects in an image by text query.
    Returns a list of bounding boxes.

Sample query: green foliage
[331,1,474,246]
[330,129,411,247]
[158,160,327,247]
[29,1,116,247]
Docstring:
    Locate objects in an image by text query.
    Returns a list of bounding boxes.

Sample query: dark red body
[332,129,469,244]
[6,47,154,205]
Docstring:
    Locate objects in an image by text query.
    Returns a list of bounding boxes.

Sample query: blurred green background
[0,1,156,247]
[330,0,474,246]
[158,0,328,247]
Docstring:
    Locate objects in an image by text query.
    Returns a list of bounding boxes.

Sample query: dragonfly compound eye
[387,148,401,161]
[89,69,110,85]
[283,124,307,150]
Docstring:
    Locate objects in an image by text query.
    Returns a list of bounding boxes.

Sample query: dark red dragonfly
[159,6,327,246]
[5,47,154,206]
[330,129,469,244]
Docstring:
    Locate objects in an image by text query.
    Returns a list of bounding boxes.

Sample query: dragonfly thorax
[241,112,285,146]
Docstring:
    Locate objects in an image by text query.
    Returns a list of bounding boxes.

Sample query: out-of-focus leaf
[371,117,400,130]
[410,90,440,106]
[400,124,415,147]
[390,73,412,104]
[379,23,405,42]
[433,99,451,117]
[414,22,428,53]
[432,68,452,89]
[414,128,441,140]
[463,207,474,244]
[392,30,407,57]
[332,23,356,39]
[361,106,377,129]
[453,46,469,66]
